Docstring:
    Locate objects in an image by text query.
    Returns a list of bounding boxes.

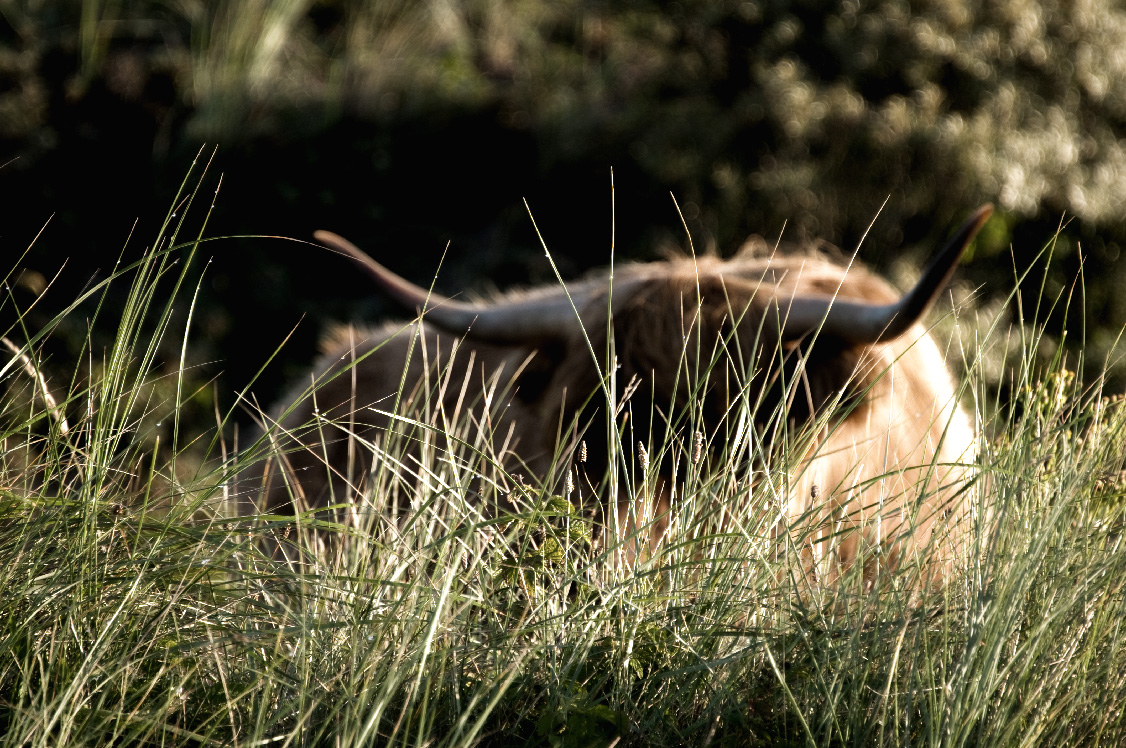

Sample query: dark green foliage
[6,0,1126,421]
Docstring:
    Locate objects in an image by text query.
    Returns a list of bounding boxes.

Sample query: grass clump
[2,179,1126,746]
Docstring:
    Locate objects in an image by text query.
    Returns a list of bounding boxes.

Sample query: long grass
[3,173,1126,746]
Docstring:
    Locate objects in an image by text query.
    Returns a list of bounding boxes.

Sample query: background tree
[4,0,1125,418]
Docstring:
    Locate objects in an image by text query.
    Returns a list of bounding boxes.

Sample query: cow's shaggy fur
[239,209,988,582]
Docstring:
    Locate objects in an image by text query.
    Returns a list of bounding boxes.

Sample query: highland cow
[239,205,991,581]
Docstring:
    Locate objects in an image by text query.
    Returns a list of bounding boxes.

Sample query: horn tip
[968,205,995,230]
[953,204,994,252]
[313,230,372,264]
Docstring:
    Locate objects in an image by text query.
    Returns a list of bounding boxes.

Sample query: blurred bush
[181,0,1126,241]
[4,0,1126,412]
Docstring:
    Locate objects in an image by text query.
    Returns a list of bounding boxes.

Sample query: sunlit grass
[2,172,1126,746]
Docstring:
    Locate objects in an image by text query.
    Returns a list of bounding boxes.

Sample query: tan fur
[239,250,976,583]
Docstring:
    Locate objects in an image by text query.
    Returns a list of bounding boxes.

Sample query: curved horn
[776,204,993,343]
[313,230,585,343]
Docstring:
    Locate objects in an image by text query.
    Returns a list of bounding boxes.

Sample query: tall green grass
[2,174,1126,746]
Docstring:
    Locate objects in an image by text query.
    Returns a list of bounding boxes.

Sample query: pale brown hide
[237,322,553,518]
[557,254,975,580]
[239,230,980,583]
